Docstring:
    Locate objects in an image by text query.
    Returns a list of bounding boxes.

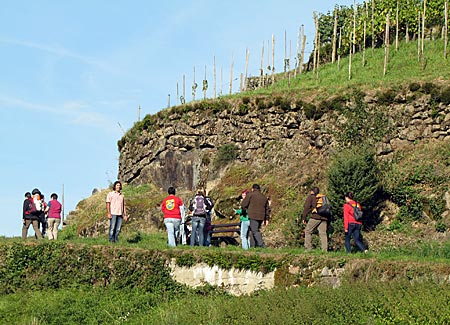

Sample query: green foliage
[241,96,251,105]
[2,281,449,324]
[376,89,397,105]
[438,86,450,105]
[435,221,447,233]
[176,253,197,267]
[333,90,393,148]
[214,143,239,169]
[303,102,321,120]
[0,242,180,295]
[409,82,421,92]
[327,146,382,223]
[238,103,248,115]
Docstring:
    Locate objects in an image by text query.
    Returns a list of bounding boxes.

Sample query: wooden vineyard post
[313,12,318,76]
[244,48,249,91]
[445,0,448,59]
[260,41,264,87]
[338,27,342,70]
[214,56,216,99]
[395,0,399,51]
[418,11,421,61]
[332,7,338,64]
[229,52,233,95]
[372,0,375,54]
[300,27,306,74]
[192,66,197,101]
[272,33,275,85]
[384,12,390,77]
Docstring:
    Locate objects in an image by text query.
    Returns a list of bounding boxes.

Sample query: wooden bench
[210,222,241,246]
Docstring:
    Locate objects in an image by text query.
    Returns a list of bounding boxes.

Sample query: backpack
[28,198,37,214]
[191,195,207,215]
[315,194,331,218]
[349,202,363,221]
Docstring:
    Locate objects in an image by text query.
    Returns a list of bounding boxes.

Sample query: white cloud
[0,37,115,73]
[0,94,113,130]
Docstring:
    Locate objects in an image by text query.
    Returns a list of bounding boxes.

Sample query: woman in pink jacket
[343,192,367,253]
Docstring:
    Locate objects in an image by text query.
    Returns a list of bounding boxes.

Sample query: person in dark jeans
[343,192,368,253]
[241,184,270,248]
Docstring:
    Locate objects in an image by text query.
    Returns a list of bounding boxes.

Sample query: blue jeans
[345,223,366,253]
[240,220,250,250]
[109,215,123,242]
[190,216,206,246]
[164,218,181,247]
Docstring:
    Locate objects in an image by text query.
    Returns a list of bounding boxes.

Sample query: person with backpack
[188,190,212,246]
[22,191,43,239]
[241,184,270,248]
[161,186,184,247]
[47,193,62,240]
[106,180,128,243]
[302,187,329,252]
[343,192,368,253]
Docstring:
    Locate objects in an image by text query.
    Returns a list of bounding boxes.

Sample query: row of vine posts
[135,0,449,118]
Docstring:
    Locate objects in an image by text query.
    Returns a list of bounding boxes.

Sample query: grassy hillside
[65,39,450,252]
[2,38,450,325]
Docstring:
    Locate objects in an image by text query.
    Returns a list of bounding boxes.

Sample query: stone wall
[118,92,450,190]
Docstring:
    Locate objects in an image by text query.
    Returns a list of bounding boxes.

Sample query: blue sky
[0,0,359,237]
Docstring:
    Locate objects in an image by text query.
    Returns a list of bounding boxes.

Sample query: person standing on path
[302,187,328,252]
[106,181,128,243]
[235,189,250,250]
[47,193,62,240]
[22,191,43,239]
[241,184,270,248]
[161,186,184,247]
[344,192,368,253]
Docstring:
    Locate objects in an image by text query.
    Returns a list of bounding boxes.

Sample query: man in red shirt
[161,186,184,247]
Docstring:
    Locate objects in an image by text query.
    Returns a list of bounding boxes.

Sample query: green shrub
[439,87,450,105]
[409,82,421,92]
[242,96,251,105]
[422,82,435,94]
[334,90,393,147]
[303,103,321,120]
[238,103,248,115]
[214,144,239,169]
[435,221,447,233]
[327,146,382,226]
[255,97,266,109]
[376,89,396,105]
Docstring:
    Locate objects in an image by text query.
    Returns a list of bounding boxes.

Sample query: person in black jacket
[22,192,43,239]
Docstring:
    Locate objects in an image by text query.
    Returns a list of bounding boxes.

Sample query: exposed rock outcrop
[118,91,450,191]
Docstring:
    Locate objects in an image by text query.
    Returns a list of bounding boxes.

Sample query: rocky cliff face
[118,90,450,190]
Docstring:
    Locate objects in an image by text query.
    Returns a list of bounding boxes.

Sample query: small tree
[214,143,239,169]
[327,146,382,232]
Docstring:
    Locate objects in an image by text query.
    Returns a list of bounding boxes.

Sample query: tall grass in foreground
[1,281,448,324]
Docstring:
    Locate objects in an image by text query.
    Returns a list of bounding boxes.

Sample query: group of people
[302,187,368,253]
[23,179,366,254]
[22,188,62,240]
[161,183,271,250]
[161,187,214,247]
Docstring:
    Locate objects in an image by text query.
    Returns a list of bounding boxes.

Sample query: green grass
[250,39,450,97]
[1,281,448,324]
